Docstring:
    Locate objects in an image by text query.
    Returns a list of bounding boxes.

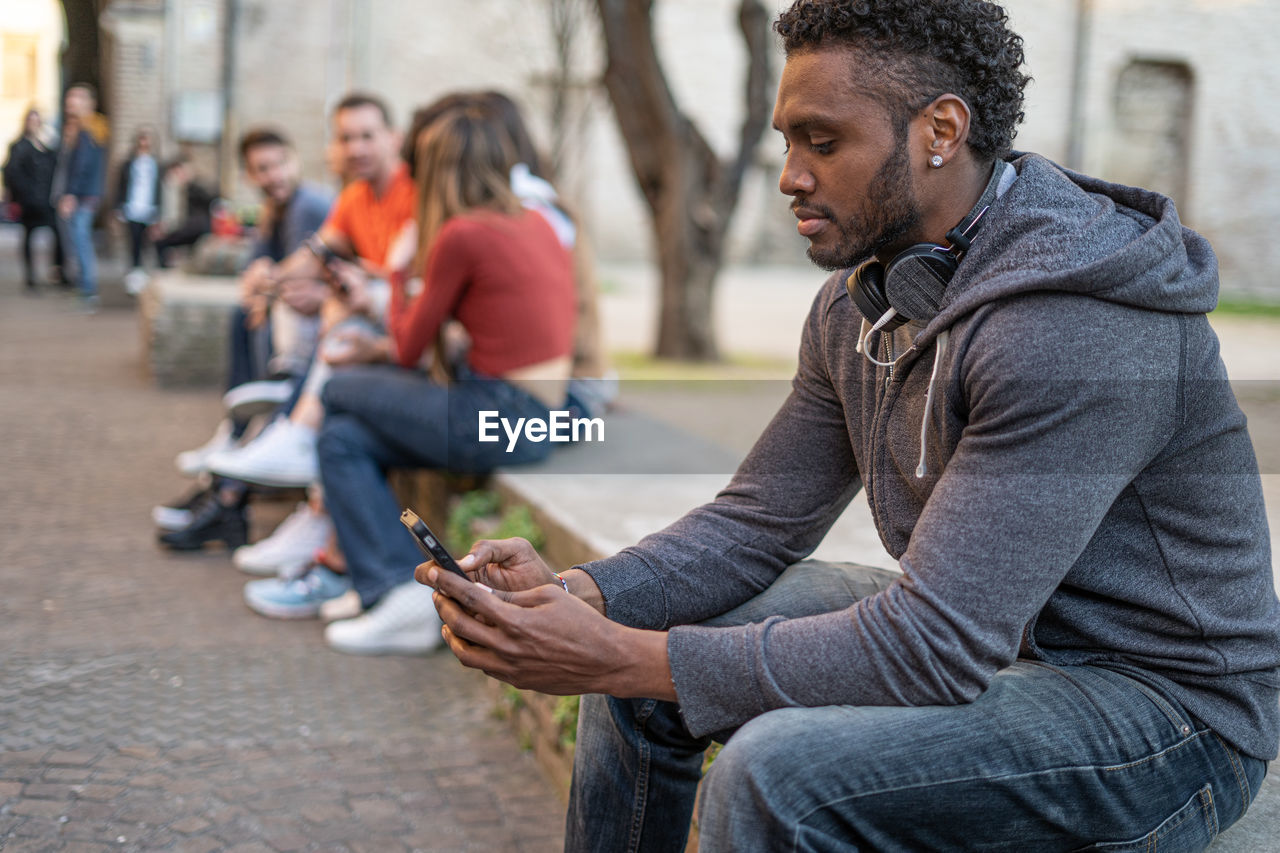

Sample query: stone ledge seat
[410,409,1280,848]
[138,270,239,389]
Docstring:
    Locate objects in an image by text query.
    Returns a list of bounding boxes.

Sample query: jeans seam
[627,701,654,853]
[1200,785,1218,838]
[1211,732,1251,811]
[788,730,1207,832]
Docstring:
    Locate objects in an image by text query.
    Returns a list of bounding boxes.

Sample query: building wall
[94,0,1280,297]
[100,1,165,165]
[0,0,64,156]
[1067,0,1280,299]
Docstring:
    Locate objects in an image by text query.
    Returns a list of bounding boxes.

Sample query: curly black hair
[774,0,1030,160]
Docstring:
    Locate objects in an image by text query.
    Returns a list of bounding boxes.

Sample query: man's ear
[919,94,971,168]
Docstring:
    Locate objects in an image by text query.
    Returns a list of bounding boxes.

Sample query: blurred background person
[51,83,108,310]
[2,106,63,292]
[152,156,215,269]
[313,99,577,654]
[154,127,334,552]
[115,127,162,294]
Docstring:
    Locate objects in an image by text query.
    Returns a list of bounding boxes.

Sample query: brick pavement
[0,261,565,852]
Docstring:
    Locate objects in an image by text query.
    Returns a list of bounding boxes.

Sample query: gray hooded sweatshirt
[579,153,1280,761]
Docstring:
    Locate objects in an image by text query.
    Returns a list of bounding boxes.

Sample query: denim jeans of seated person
[318,364,555,608]
[565,560,1267,853]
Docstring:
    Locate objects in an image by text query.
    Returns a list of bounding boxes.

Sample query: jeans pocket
[1117,672,1197,740]
[1084,784,1219,852]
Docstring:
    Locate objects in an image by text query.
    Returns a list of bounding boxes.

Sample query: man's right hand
[424,538,558,593]
[416,537,607,616]
[239,258,277,305]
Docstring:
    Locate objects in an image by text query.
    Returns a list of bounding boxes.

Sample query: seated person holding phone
[417,1,1280,850]
[226,93,581,642]
[303,98,577,655]
[154,128,332,550]
[161,93,415,563]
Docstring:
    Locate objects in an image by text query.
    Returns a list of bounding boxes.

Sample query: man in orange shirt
[242,92,416,317]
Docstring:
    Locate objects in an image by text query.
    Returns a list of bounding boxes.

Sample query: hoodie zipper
[883,332,895,388]
[865,329,898,520]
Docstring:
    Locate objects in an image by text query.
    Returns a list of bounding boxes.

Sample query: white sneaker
[124,267,149,295]
[318,589,363,622]
[223,379,293,422]
[324,581,443,656]
[231,502,332,577]
[206,418,318,487]
[175,420,237,477]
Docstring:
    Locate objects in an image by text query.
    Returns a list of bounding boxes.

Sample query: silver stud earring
[930,155,944,168]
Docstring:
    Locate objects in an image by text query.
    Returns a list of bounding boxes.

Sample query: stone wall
[93,0,1280,298]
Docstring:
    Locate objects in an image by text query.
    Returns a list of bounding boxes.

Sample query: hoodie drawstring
[855,319,949,479]
[916,329,948,479]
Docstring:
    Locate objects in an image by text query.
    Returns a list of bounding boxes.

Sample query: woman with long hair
[2,107,63,290]
[245,100,577,652]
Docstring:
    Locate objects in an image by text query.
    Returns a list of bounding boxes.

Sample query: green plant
[493,684,526,722]
[701,741,722,773]
[445,490,502,553]
[552,695,581,749]
[445,488,547,555]
[1212,297,1280,319]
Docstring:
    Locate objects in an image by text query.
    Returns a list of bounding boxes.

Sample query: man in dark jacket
[3,107,62,290]
[420,1,1280,850]
[52,83,108,309]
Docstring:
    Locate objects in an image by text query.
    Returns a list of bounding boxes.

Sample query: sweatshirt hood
[923,152,1219,343]
[870,153,1220,480]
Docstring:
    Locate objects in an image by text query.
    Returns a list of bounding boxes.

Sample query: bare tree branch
[724,0,773,210]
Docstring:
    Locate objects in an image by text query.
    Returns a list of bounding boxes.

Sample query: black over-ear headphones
[847,159,1009,332]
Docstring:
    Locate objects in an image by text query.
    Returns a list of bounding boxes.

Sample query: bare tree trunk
[595,0,771,361]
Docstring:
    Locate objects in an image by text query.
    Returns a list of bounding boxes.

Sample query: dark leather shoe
[157,499,247,551]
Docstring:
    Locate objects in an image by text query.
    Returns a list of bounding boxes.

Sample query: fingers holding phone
[278,277,328,315]
[324,258,372,310]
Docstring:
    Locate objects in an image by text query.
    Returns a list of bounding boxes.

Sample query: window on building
[1108,59,1195,212]
[2,34,39,101]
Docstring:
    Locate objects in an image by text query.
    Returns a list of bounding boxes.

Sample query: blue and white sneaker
[243,565,352,620]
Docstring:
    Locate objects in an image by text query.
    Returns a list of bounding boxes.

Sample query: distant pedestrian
[152,157,215,269]
[52,83,109,310]
[115,127,162,293]
[2,107,64,291]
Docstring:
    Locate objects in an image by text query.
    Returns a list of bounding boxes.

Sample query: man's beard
[805,142,922,271]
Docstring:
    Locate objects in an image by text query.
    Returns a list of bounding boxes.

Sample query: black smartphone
[400,508,467,578]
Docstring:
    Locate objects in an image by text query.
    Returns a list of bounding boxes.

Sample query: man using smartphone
[240,92,413,322]
[420,1,1280,850]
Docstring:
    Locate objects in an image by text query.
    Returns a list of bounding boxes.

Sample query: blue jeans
[226,304,274,392]
[65,203,97,297]
[566,561,1267,852]
[318,365,556,607]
